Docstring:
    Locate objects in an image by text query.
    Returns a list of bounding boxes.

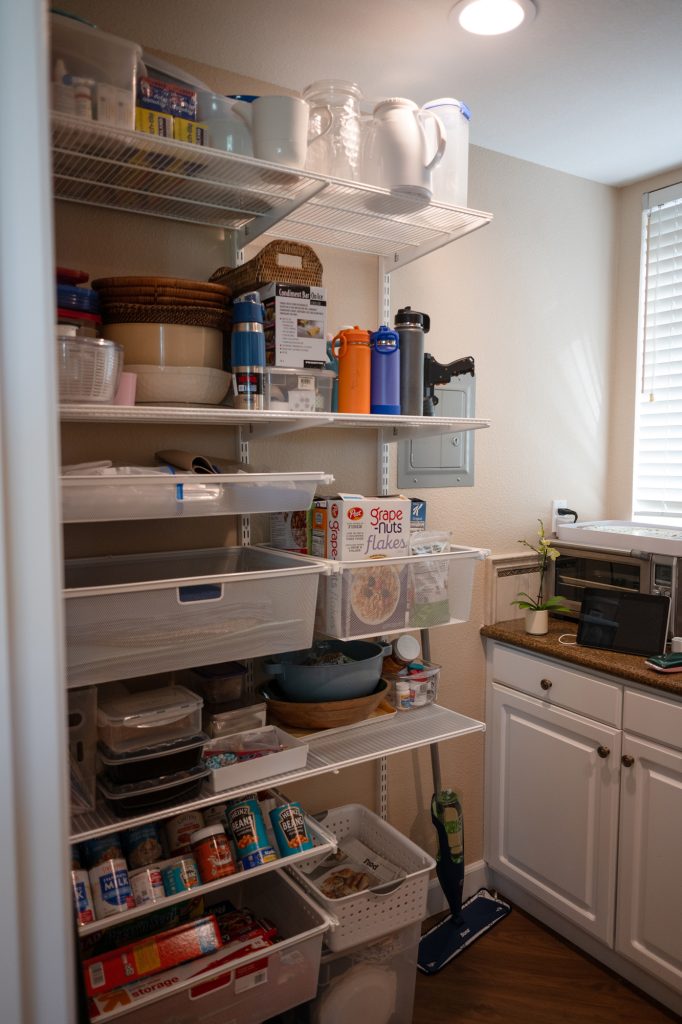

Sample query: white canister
[129,864,165,906]
[422,98,470,207]
[89,858,135,919]
[71,869,96,926]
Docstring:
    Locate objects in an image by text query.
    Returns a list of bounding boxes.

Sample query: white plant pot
[524,609,548,635]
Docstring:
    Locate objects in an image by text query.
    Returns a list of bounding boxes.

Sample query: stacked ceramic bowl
[91,276,232,405]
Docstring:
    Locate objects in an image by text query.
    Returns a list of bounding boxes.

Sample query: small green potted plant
[511,519,570,634]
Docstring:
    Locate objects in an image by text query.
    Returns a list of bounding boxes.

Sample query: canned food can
[71,869,96,925]
[226,797,271,861]
[129,864,165,905]
[239,847,279,870]
[80,834,123,869]
[160,855,200,895]
[269,802,314,857]
[89,858,135,919]
[123,823,164,869]
[165,810,205,856]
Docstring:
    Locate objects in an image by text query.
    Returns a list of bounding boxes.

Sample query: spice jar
[190,824,237,883]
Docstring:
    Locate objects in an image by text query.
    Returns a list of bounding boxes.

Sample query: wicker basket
[210,239,323,294]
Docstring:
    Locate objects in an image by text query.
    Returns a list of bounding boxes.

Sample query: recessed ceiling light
[451,0,537,36]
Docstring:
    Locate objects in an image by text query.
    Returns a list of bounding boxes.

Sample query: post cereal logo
[331,502,339,518]
[347,506,364,521]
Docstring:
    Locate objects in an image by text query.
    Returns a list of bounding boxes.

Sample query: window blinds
[633,181,682,521]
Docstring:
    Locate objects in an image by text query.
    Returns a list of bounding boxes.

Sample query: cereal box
[311,495,410,561]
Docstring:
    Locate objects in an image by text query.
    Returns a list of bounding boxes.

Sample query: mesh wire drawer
[289,803,435,951]
[64,546,325,685]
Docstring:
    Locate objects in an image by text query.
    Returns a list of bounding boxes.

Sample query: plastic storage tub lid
[97,684,203,727]
[97,732,208,765]
[97,763,209,798]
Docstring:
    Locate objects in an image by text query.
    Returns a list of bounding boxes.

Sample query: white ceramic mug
[362,97,446,200]
[251,95,311,168]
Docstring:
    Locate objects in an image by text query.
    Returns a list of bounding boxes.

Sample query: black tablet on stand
[576,589,670,657]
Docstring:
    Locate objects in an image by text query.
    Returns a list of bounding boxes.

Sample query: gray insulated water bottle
[395,306,430,416]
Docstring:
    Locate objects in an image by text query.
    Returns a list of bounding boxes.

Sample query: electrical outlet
[551,498,567,537]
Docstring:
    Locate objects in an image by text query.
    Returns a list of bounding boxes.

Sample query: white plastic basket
[57,335,123,403]
[289,803,435,951]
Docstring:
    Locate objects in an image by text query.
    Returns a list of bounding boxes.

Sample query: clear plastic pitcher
[303,80,363,180]
[422,98,470,207]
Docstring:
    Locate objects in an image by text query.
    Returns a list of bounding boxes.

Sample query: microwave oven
[549,540,682,639]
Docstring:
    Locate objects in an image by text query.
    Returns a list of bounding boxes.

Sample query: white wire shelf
[52,114,492,267]
[59,404,490,441]
[71,704,484,841]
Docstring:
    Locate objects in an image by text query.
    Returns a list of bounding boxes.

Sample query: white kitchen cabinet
[485,642,682,1013]
[487,681,621,943]
[616,690,682,991]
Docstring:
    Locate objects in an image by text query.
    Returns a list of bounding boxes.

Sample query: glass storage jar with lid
[303,79,363,180]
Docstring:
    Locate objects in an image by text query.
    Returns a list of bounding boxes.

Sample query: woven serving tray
[101,302,231,329]
[92,276,231,297]
[210,239,323,294]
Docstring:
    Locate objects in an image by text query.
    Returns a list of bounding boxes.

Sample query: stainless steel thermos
[231,291,265,410]
[395,306,430,416]
[370,325,400,414]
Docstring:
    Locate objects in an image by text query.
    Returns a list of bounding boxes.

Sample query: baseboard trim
[488,870,682,1019]
[426,860,490,917]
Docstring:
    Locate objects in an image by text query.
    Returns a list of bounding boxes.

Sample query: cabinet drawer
[623,688,682,751]
[491,644,622,726]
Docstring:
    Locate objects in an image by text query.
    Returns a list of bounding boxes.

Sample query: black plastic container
[97,765,209,818]
[97,733,208,784]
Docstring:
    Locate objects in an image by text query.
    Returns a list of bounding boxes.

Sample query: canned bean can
[165,810,205,856]
[161,855,200,895]
[89,858,135,919]
[71,869,96,925]
[80,834,123,869]
[269,802,314,857]
[123,823,164,869]
[129,864,165,905]
[227,797,272,861]
[239,847,279,870]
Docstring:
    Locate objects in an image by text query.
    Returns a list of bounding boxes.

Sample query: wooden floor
[413,905,679,1024]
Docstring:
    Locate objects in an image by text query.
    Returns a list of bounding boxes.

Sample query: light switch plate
[397,375,475,489]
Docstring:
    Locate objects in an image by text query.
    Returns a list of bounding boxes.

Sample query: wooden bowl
[264,681,388,731]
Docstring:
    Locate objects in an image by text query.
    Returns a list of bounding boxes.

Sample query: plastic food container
[64,546,326,686]
[104,322,223,369]
[264,366,335,411]
[97,732,208,783]
[384,662,440,710]
[97,685,203,753]
[57,335,123,404]
[97,764,209,818]
[185,661,247,704]
[51,13,141,128]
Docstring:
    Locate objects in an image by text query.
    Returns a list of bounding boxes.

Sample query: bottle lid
[370,325,399,350]
[189,824,226,844]
[395,307,430,332]
[392,634,421,663]
[423,97,472,121]
[232,291,264,324]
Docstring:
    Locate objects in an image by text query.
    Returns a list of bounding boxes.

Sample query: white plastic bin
[312,545,488,640]
[61,470,333,522]
[50,13,141,128]
[289,804,435,951]
[305,921,421,1024]
[264,367,335,412]
[64,547,326,685]
[87,872,331,1023]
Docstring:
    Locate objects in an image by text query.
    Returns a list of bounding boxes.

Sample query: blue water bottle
[370,325,400,414]
[231,291,265,409]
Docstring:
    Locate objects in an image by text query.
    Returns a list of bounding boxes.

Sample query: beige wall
[55,5,620,863]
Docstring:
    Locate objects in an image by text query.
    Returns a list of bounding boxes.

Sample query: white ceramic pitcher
[362,98,446,200]
[232,95,320,169]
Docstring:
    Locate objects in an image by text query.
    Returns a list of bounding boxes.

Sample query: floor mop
[417,789,511,974]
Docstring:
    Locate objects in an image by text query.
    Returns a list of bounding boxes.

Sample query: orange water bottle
[332,326,371,413]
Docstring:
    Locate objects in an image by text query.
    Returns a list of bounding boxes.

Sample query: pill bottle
[190,824,237,882]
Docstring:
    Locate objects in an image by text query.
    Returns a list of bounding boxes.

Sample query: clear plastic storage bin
[97,684,203,752]
[61,471,333,522]
[265,367,335,411]
[290,804,435,951]
[312,545,488,640]
[64,546,326,685]
[384,661,440,711]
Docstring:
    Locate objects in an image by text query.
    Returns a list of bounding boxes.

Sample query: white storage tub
[86,872,331,1023]
[311,545,488,640]
[62,470,333,522]
[289,803,435,951]
[64,547,326,686]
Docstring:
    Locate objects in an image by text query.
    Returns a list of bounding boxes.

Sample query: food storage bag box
[290,804,434,952]
[258,284,328,368]
[50,13,141,128]
[97,685,203,753]
[64,546,326,685]
[311,495,410,561]
[264,366,335,411]
[86,873,330,1024]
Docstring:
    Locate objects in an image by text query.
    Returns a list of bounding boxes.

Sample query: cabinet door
[488,682,621,943]
[616,733,682,990]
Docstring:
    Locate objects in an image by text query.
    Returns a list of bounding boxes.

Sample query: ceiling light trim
[451,0,537,36]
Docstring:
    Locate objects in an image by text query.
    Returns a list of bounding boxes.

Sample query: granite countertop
[480,618,682,698]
